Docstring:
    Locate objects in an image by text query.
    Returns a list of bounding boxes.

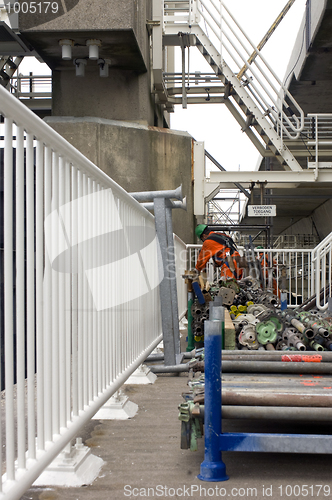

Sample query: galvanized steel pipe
[141,197,187,211]
[222,350,332,360]
[193,405,332,422]
[149,362,192,373]
[221,354,332,362]
[221,360,332,374]
[130,185,182,201]
[222,390,332,407]
[222,405,332,422]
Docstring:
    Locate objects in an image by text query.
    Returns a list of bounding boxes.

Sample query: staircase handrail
[163,0,304,139]
[311,231,332,310]
[219,1,304,138]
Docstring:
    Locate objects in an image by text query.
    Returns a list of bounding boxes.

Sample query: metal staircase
[152,0,306,171]
[0,55,23,87]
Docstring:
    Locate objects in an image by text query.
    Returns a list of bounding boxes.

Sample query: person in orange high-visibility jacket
[195,225,243,280]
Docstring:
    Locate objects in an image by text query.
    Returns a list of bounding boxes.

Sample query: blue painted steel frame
[198,319,228,482]
[198,309,332,482]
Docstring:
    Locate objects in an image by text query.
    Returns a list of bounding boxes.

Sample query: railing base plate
[125,364,157,384]
[33,443,104,487]
[92,390,138,420]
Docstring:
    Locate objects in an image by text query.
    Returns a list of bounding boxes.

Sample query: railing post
[154,197,177,366]
[165,200,181,357]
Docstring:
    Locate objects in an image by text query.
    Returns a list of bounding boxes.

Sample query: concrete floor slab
[23,373,332,500]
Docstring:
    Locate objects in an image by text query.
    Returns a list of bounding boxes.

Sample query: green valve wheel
[256,320,278,345]
[268,315,284,333]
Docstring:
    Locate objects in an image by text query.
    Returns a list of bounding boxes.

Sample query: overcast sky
[170,0,307,173]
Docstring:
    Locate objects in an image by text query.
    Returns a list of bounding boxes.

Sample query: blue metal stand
[198,305,332,482]
[197,319,228,482]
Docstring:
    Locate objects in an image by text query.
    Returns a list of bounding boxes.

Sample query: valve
[255,320,278,345]
[282,327,306,351]
[238,324,259,349]
[276,339,292,350]
[258,291,279,308]
[247,303,268,317]
[232,313,259,333]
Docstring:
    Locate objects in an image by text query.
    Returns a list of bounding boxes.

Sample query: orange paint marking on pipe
[281,354,322,363]
[281,355,302,362]
[302,355,322,363]
[300,380,319,386]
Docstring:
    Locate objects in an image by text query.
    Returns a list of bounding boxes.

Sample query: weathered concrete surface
[51,68,154,124]
[23,372,332,500]
[18,0,168,127]
[44,117,195,243]
[283,197,332,241]
[19,0,152,71]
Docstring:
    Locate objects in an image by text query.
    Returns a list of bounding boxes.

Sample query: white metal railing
[10,74,52,99]
[186,244,215,283]
[186,243,315,308]
[311,231,332,310]
[163,0,304,139]
[0,85,166,499]
[307,114,332,180]
[254,248,312,308]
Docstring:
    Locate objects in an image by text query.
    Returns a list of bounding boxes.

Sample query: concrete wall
[52,68,156,125]
[44,116,195,243]
[19,0,151,57]
[19,0,169,127]
[284,198,332,241]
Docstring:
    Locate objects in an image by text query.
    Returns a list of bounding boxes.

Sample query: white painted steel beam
[194,141,206,215]
[209,169,332,184]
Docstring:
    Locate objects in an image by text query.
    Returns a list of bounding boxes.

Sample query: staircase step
[162,21,303,171]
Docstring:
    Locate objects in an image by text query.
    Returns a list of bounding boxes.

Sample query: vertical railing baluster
[44,145,53,442]
[51,152,60,436]
[64,161,71,423]
[58,156,66,427]
[92,181,98,399]
[4,117,15,480]
[36,139,45,451]
[88,177,93,402]
[72,165,79,417]
[97,184,102,394]
[77,169,84,410]
[16,125,26,469]
[82,173,89,407]
[104,188,108,387]
[26,132,36,459]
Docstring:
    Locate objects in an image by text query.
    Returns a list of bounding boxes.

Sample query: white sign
[248,205,276,217]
